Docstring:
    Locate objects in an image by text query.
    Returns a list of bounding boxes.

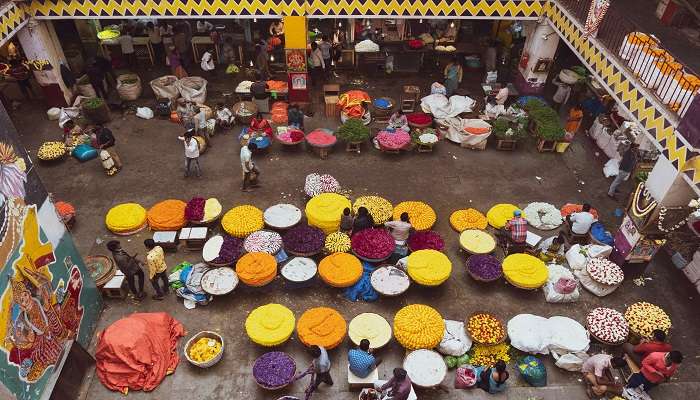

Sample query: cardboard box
[324,95,339,117]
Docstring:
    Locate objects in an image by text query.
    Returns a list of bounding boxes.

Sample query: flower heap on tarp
[318,253,363,288]
[252,352,296,389]
[586,258,624,286]
[351,228,395,260]
[392,201,437,231]
[467,313,506,345]
[147,199,187,231]
[486,203,524,229]
[297,307,347,349]
[305,129,337,147]
[394,304,445,350]
[304,173,340,197]
[625,302,672,338]
[305,193,351,234]
[502,254,548,289]
[470,343,511,367]
[586,307,629,344]
[244,230,283,254]
[467,255,503,282]
[282,224,325,254]
[246,304,296,346]
[221,205,264,238]
[105,203,147,234]
[406,249,452,286]
[236,252,277,286]
[560,203,600,220]
[407,230,445,251]
[450,208,488,231]
[353,196,393,224]
[37,141,66,160]
[325,231,351,253]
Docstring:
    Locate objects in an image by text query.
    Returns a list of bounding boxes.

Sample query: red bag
[454,366,477,389]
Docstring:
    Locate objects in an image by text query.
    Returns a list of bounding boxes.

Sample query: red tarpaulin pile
[96,312,185,395]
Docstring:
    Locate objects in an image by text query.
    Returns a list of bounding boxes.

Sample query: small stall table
[191,35,219,63]
[179,227,208,251]
[152,231,179,252]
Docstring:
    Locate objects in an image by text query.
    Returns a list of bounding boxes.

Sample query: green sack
[444,356,458,369]
[457,353,471,366]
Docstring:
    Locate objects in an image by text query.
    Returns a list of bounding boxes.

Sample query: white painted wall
[646,156,678,201]
[519,21,560,84]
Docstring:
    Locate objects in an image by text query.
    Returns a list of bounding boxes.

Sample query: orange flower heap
[318,253,363,287]
[236,252,277,287]
[296,307,347,349]
[147,199,187,231]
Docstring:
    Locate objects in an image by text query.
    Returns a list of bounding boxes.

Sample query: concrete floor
[8,65,700,400]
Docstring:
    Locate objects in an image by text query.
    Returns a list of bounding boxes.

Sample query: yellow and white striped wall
[0,3,29,47]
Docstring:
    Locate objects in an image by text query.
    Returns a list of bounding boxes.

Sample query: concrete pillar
[16,19,72,105]
[515,20,560,95]
[283,16,309,103]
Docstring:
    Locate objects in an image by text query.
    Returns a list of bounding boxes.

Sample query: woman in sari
[443,56,463,96]
[387,109,409,132]
[249,112,272,137]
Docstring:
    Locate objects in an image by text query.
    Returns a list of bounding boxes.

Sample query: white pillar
[16,19,72,105]
[515,21,560,95]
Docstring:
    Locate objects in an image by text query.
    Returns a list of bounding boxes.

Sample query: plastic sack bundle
[72,144,98,162]
[343,262,378,302]
[177,76,208,104]
[517,356,547,387]
[150,75,180,100]
[116,73,142,100]
[437,320,472,356]
[542,264,580,303]
[454,365,478,389]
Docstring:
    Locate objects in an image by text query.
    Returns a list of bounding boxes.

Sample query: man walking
[144,239,169,300]
[240,142,259,192]
[178,129,201,178]
[294,345,333,400]
[608,143,638,199]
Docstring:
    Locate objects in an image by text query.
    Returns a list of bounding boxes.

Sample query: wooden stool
[312,147,330,159]
[461,140,487,150]
[348,365,379,390]
[623,354,641,382]
[496,139,517,151]
[323,84,340,97]
[101,272,127,299]
[401,99,416,113]
[346,142,362,153]
[537,139,557,152]
[153,231,179,253]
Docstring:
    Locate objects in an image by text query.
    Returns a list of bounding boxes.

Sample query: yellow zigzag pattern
[307,0,543,16]
[0,3,28,46]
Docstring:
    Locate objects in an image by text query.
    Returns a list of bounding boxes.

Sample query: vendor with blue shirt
[348,339,381,378]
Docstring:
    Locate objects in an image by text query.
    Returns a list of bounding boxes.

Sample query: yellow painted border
[0,3,28,47]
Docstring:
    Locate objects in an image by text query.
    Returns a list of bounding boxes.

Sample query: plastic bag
[604,158,620,177]
[177,76,208,104]
[587,244,612,259]
[437,320,472,356]
[507,314,550,354]
[565,244,587,271]
[136,107,154,119]
[543,263,580,303]
[546,316,589,353]
[59,107,81,128]
[517,356,547,387]
[454,366,477,389]
[444,355,458,369]
[551,349,588,371]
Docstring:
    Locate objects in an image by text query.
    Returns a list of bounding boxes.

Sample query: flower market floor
[9,67,700,400]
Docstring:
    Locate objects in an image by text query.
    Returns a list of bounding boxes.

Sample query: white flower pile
[586,258,624,286]
[523,202,563,230]
[419,133,438,144]
[304,173,340,197]
[586,307,629,344]
[244,230,283,254]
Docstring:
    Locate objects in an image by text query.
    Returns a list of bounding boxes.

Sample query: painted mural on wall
[0,132,101,398]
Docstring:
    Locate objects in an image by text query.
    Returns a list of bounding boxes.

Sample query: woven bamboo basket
[184,331,225,368]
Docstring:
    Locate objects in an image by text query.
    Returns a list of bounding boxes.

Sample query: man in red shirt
[622,329,672,365]
[504,210,528,252]
[625,351,682,394]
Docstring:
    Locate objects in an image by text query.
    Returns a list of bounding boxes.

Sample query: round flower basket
[200,267,239,296]
[406,113,433,129]
[274,127,305,146]
[84,255,116,287]
[371,266,410,297]
[253,351,297,390]
[466,255,503,283]
[348,313,393,349]
[459,230,496,255]
[233,101,258,124]
[466,312,507,346]
[350,228,395,262]
[403,349,447,388]
[184,331,225,368]
[306,128,337,149]
[264,204,302,230]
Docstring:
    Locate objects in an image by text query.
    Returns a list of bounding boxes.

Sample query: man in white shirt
[178,130,201,178]
[385,212,412,263]
[240,143,259,192]
[119,28,136,68]
[568,203,596,235]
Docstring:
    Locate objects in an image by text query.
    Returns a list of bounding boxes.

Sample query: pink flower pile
[586,307,629,344]
[586,258,624,286]
[377,129,411,150]
[244,230,283,254]
[304,173,340,197]
[278,129,304,143]
[351,228,395,260]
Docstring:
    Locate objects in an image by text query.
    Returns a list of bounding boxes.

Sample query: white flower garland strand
[523,202,563,230]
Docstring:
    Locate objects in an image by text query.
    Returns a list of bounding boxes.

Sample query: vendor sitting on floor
[215,102,234,130]
[567,203,597,236]
[250,112,272,137]
[581,353,625,398]
[374,368,412,400]
[387,109,409,132]
[288,103,305,130]
[348,339,382,378]
[622,330,672,366]
[385,212,412,263]
[537,233,566,263]
[503,210,528,252]
[352,207,375,235]
[625,351,682,395]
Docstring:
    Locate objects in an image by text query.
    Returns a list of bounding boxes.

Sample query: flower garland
[393,201,437,231]
[523,202,563,230]
[459,230,496,254]
[583,0,610,38]
[236,252,277,286]
[245,304,296,346]
[305,193,351,234]
[325,231,351,253]
[502,254,548,289]
[406,250,452,286]
[297,307,347,349]
[147,199,187,231]
[631,183,657,218]
[318,252,363,287]
[221,205,264,238]
[105,203,147,233]
[353,196,393,224]
[244,230,283,254]
[486,204,523,229]
[393,304,445,350]
[449,208,488,231]
[348,313,392,348]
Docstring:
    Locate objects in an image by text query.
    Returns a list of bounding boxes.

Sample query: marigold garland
[325,232,351,253]
[348,313,392,348]
[392,201,437,231]
[353,196,393,224]
[449,208,488,231]
[486,204,524,229]
[105,203,147,233]
[245,303,296,346]
[406,250,452,286]
[624,302,672,338]
[318,252,363,287]
[147,199,187,231]
[305,193,352,234]
[236,252,277,287]
[502,253,548,289]
[393,304,445,350]
[469,343,511,367]
[296,307,347,349]
[222,205,264,238]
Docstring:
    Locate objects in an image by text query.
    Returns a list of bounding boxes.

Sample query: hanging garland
[657,206,689,233]
[584,0,611,38]
[631,183,657,218]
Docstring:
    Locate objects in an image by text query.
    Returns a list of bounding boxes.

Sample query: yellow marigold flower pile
[318,252,363,287]
[105,203,147,234]
[236,252,277,287]
[353,196,393,224]
[625,302,672,338]
[502,253,548,289]
[450,208,488,231]
[459,229,496,254]
[222,205,264,238]
[348,313,392,349]
[467,313,506,345]
[392,201,437,231]
[486,204,524,229]
[245,303,296,346]
[305,193,352,234]
[470,343,511,367]
[406,250,452,286]
[297,307,347,349]
[147,199,187,231]
[325,232,351,253]
[188,337,222,363]
[393,304,445,350]
[37,141,66,161]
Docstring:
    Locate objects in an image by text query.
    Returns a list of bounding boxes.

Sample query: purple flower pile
[282,224,325,254]
[212,236,243,264]
[407,230,445,251]
[185,197,206,221]
[467,254,503,281]
[253,351,296,388]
